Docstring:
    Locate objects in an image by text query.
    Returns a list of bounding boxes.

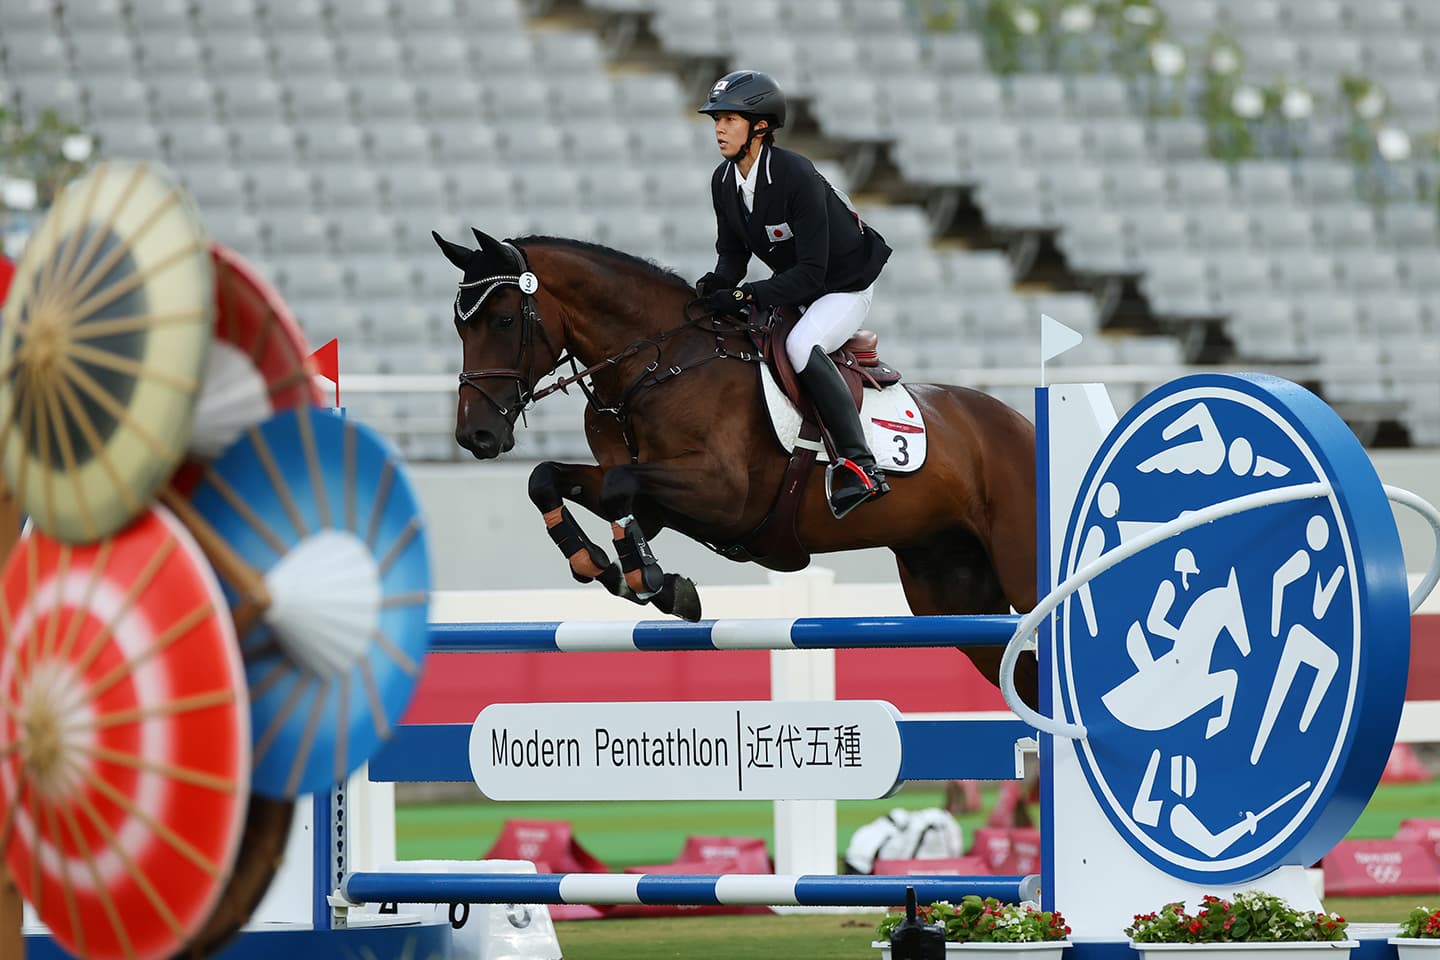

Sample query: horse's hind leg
[893,531,1038,710]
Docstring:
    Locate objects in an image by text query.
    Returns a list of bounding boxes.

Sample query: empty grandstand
[1,0,1436,460]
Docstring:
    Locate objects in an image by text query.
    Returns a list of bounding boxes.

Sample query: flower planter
[872,940,1072,960]
[1130,941,1359,960]
[1390,938,1440,960]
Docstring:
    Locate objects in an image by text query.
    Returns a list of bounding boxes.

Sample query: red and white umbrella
[0,504,250,960]
[188,242,322,460]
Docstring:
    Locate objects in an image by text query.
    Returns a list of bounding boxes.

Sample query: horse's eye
[496,315,515,328]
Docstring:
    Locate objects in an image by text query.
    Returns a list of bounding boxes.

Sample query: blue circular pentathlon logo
[1055,374,1409,884]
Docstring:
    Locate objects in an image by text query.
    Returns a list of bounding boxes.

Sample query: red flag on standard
[0,254,13,303]
[308,337,340,406]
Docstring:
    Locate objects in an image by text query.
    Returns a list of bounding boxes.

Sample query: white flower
[1281,87,1314,119]
[1150,40,1186,76]
[1013,6,1042,34]
[1231,85,1265,118]
[1059,3,1095,32]
[61,134,93,163]
[1210,46,1240,75]
[1124,3,1158,27]
[1356,88,1387,120]
[1378,127,1412,161]
[1,177,38,211]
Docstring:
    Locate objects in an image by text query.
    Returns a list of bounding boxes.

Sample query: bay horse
[434,228,1039,702]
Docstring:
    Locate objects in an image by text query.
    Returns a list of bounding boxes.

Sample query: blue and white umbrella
[189,406,431,797]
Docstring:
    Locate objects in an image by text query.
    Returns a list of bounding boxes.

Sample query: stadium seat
[92,119,166,163]
[350,77,420,121]
[1187,206,1252,252]
[193,0,260,35]
[256,0,325,31]
[270,34,338,78]
[1140,252,1213,317]
[1209,251,1275,312]
[1085,117,1149,162]
[1058,213,1136,276]
[182,163,248,213]
[1250,208,1316,252]
[927,33,988,74]
[214,76,286,123]
[1312,205,1379,249]
[85,76,149,122]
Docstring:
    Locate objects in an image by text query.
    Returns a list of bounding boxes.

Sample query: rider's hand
[701,285,750,317]
[695,272,720,297]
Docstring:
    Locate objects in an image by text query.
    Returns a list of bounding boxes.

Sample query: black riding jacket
[708,145,891,309]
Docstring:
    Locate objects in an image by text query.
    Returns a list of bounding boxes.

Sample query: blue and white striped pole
[341,872,1039,909]
[428,614,1022,653]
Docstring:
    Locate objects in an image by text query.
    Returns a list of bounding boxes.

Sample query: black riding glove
[695,272,721,297]
[701,285,751,317]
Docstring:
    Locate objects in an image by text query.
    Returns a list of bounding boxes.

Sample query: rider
[695,69,894,520]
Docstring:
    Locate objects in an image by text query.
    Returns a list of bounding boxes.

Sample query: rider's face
[712,113,760,159]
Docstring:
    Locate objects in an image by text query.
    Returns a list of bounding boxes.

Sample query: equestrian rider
[695,69,894,520]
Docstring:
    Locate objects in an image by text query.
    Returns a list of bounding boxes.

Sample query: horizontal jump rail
[427,614,1023,653]
[340,872,1039,908]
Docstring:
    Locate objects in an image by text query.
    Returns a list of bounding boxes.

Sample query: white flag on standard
[1041,313,1084,363]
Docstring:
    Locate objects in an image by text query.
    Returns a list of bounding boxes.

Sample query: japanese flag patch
[766,222,794,241]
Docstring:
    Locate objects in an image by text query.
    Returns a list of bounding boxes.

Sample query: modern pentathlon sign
[469,700,905,801]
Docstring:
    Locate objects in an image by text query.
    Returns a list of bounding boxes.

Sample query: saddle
[712,307,904,569]
[757,307,902,418]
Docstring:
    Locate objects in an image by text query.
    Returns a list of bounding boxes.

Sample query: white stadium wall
[410,450,1440,592]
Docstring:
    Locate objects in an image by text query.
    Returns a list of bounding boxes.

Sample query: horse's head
[433,227,558,459]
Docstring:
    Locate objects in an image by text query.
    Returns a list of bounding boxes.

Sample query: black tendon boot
[798,345,890,518]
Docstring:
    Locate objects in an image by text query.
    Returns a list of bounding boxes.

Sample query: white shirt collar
[737,144,764,213]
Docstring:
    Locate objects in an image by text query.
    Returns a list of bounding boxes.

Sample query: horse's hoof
[654,574,702,622]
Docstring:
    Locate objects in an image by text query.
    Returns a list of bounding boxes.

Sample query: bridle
[454,240,561,420]
[454,239,766,456]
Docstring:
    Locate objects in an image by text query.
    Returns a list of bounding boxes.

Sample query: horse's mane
[514,235,695,294]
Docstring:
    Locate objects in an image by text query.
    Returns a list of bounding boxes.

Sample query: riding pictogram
[1054,374,1410,885]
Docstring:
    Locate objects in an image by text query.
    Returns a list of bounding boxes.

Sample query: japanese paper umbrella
[182,406,432,797]
[186,241,322,463]
[0,504,250,960]
[0,160,213,544]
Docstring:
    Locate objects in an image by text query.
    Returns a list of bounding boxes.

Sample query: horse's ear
[471,227,504,254]
[432,230,473,270]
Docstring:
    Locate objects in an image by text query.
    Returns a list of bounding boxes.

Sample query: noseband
[455,241,559,419]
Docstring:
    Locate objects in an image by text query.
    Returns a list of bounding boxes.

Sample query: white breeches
[786,284,875,371]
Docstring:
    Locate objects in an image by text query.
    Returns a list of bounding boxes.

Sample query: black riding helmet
[697,69,787,130]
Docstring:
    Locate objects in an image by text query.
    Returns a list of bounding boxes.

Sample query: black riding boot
[798,345,890,519]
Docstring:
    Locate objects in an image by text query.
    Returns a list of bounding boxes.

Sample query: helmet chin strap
[729,118,766,164]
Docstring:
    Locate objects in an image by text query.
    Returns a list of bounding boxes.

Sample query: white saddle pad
[760,365,927,474]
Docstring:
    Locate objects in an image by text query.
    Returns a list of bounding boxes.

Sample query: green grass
[397,786,973,867]
[396,781,1440,870]
[550,913,883,960]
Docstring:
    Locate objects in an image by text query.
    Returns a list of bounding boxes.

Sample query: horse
[433,228,1039,703]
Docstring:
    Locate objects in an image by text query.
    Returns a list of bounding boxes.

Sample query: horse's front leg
[528,461,635,602]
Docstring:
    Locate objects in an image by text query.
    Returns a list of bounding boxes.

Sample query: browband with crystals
[455,241,539,321]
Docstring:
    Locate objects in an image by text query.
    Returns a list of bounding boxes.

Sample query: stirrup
[824,457,890,519]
